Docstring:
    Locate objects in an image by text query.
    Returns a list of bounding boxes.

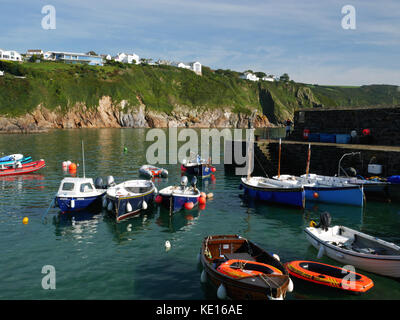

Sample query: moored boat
[181,154,216,177]
[157,176,200,213]
[0,154,23,162]
[199,234,293,300]
[305,213,400,278]
[0,159,45,177]
[285,260,374,293]
[0,156,32,166]
[55,176,108,213]
[240,176,305,208]
[274,174,364,207]
[105,179,155,222]
[139,164,168,179]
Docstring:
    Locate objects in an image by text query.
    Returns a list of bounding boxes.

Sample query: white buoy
[142,200,148,210]
[165,240,171,251]
[288,278,294,292]
[317,245,325,259]
[70,199,75,209]
[126,202,132,213]
[217,284,227,300]
[127,224,132,232]
[272,253,280,261]
[200,270,207,283]
[107,201,113,211]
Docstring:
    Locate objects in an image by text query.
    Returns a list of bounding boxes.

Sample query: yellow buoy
[23,217,29,224]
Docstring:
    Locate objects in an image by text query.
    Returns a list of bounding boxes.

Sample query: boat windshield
[80,183,94,193]
[62,182,75,191]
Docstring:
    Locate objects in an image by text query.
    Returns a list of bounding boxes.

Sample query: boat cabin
[57,177,100,197]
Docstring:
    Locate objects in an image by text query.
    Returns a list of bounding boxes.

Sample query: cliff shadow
[258,86,277,124]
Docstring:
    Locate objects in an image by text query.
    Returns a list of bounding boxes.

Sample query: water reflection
[155,206,202,233]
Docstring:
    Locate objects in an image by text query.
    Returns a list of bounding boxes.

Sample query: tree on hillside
[254,71,266,78]
[87,51,97,56]
[279,73,290,82]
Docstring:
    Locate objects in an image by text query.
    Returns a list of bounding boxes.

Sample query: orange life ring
[217,259,283,279]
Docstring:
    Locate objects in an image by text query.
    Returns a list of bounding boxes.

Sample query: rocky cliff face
[0,96,272,133]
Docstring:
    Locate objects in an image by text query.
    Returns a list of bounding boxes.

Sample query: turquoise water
[0,128,399,300]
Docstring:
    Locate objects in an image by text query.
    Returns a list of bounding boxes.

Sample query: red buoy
[199,204,206,210]
[211,167,216,173]
[155,195,163,204]
[198,196,206,205]
[69,163,77,172]
[184,202,194,210]
[181,164,187,172]
[313,192,319,199]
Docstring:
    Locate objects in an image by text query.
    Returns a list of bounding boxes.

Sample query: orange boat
[217,259,283,279]
[285,260,374,293]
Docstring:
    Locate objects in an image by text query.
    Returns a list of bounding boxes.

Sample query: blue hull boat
[182,163,214,177]
[105,180,155,222]
[55,177,107,213]
[158,186,200,213]
[274,174,364,207]
[241,176,305,208]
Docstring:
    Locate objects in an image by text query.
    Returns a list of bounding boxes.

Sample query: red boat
[0,159,45,176]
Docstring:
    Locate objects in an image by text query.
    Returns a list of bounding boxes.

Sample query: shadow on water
[155,205,202,234]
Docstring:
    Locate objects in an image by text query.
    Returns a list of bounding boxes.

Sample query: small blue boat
[157,176,201,213]
[105,179,155,222]
[181,154,215,178]
[240,176,305,208]
[55,177,108,213]
[274,174,364,207]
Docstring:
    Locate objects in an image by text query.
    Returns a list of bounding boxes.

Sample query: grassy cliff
[0,60,399,123]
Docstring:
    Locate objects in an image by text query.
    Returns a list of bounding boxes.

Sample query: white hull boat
[305,215,400,278]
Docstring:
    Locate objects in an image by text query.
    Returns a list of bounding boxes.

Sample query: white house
[0,49,22,62]
[262,76,275,82]
[189,61,202,75]
[0,71,4,76]
[240,72,259,82]
[26,49,43,57]
[42,51,104,66]
[114,53,140,64]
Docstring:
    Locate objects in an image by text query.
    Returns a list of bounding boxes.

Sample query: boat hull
[241,181,305,208]
[305,229,400,278]
[182,163,212,177]
[106,190,155,222]
[304,185,363,207]
[56,195,103,213]
[160,193,199,213]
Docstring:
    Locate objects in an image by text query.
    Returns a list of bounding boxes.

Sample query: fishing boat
[0,159,45,177]
[305,212,400,278]
[105,179,155,222]
[240,176,305,208]
[55,176,108,213]
[181,154,216,178]
[285,260,374,293]
[139,164,168,179]
[274,174,364,207]
[199,234,293,300]
[157,176,201,213]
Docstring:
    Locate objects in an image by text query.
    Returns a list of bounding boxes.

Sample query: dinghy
[105,179,155,222]
[157,176,201,213]
[305,212,400,278]
[181,154,216,178]
[199,235,293,300]
[285,260,374,293]
[139,165,168,179]
[55,176,109,213]
[0,159,45,177]
[240,176,305,208]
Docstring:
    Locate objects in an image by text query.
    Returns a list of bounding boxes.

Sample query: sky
[0,0,399,85]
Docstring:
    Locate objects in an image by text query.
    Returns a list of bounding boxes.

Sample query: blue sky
[1,0,399,85]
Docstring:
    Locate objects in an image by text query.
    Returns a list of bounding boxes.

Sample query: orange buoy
[198,196,206,205]
[313,192,319,199]
[69,163,77,172]
[200,192,206,198]
[184,202,194,210]
[155,195,163,204]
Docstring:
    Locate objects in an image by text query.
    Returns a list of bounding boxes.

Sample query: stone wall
[290,106,400,146]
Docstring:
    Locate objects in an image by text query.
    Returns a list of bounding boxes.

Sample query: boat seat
[223,252,256,261]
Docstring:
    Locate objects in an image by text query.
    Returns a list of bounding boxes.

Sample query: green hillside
[0,60,399,123]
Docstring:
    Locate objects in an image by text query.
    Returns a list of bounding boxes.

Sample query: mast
[277,138,282,178]
[305,143,311,177]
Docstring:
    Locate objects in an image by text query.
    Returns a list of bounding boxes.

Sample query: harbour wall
[290,106,400,146]
[224,140,400,178]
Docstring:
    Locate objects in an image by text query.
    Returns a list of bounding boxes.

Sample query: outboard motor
[316,212,331,231]
[161,169,168,178]
[191,176,198,191]
[180,176,188,189]
[106,175,116,188]
[95,177,104,189]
